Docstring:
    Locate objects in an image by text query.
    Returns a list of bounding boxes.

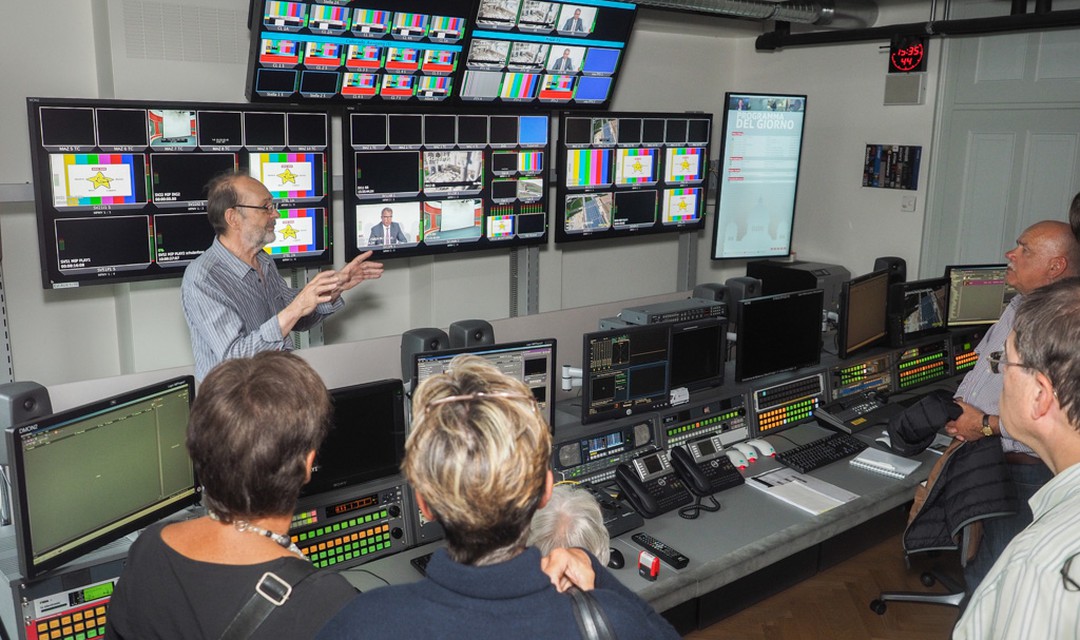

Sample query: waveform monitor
[887,276,948,346]
[582,324,670,424]
[712,92,807,260]
[27,97,333,289]
[343,108,550,260]
[945,264,1016,327]
[735,289,823,383]
[302,379,407,499]
[837,269,889,359]
[247,0,472,104]
[414,339,557,428]
[556,111,712,244]
[6,377,196,579]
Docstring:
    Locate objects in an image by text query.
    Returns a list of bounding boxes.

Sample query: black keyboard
[700,455,745,493]
[775,432,868,474]
[410,552,434,576]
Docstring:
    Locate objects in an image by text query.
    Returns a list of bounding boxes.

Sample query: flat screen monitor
[6,377,196,579]
[247,0,473,105]
[582,324,669,424]
[668,317,726,391]
[343,108,550,259]
[945,264,1017,327]
[301,378,407,498]
[837,269,889,359]
[735,288,823,382]
[556,111,711,243]
[711,92,807,260]
[887,276,948,344]
[413,339,557,428]
[27,97,333,289]
[462,0,637,108]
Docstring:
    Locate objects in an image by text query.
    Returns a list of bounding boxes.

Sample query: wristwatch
[981,414,994,437]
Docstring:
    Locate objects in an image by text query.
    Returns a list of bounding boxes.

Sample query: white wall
[0,0,942,386]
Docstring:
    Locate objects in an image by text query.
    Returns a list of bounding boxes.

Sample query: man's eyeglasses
[1062,552,1080,592]
[234,202,278,213]
[987,351,1037,375]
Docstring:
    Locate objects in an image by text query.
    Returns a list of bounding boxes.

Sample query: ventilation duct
[633,0,879,29]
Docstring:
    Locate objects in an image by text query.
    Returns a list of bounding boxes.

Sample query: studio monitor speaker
[400,328,450,381]
[692,283,727,303]
[0,382,52,430]
[724,277,762,329]
[874,256,907,285]
[448,319,495,349]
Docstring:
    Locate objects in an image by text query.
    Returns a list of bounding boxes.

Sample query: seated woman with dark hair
[105,351,356,639]
[318,355,678,640]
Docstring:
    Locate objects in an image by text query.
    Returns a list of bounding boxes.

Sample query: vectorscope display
[343,108,551,260]
[556,110,712,243]
[26,97,333,289]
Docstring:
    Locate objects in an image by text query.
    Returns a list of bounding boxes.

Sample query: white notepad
[849,447,921,479]
[747,468,859,515]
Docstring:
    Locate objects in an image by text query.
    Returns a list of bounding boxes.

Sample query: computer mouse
[607,548,625,569]
[725,449,749,470]
[747,438,777,458]
[733,442,758,463]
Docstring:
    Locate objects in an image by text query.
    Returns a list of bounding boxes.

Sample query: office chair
[869,528,968,615]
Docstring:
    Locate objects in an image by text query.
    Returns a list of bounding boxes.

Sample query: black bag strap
[567,586,617,640]
[218,561,318,640]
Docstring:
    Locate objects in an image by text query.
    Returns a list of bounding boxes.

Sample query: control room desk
[342,422,942,619]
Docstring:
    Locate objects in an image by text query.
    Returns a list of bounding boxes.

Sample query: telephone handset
[614,451,692,518]
[670,435,746,497]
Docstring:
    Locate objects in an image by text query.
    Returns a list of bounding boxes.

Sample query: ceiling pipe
[634,0,878,29]
[756,8,1080,49]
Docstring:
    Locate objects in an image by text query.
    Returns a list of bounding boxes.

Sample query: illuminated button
[63,626,73,635]
[75,622,85,632]
[73,613,83,622]
[37,623,48,632]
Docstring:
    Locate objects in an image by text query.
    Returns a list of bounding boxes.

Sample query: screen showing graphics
[414,339,557,428]
[27,97,333,289]
[557,111,711,243]
[582,324,670,424]
[343,108,549,259]
[736,289,823,382]
[247,0,471,104]
[945,264,1017,327]
[6,377,196,579]
[711,92,807,260]
[837,269,890,359]
[888,276,948,344]
[301,379,407,498]
[462,0,636,107]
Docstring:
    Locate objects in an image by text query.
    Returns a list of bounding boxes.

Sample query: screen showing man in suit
[558,6,595,34]
[369,207,409,245]
[548,48,576,72]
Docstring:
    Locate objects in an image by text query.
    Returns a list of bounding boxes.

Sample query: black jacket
[887,390,1017,556]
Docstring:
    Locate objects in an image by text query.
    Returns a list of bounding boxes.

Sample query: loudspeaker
[883,73,926,105]
[400,328,450,381]
[448,319,495,349]
[724,277,762,330]
[874,256,907,285]
[692,283,727,303]
[0,382,52,430]
[0,382,51,527]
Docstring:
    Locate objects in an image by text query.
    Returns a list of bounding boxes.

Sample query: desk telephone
[670,435,745,496]
[615,451,692,518]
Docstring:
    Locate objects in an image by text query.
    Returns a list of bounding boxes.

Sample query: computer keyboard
[775,432,868,474]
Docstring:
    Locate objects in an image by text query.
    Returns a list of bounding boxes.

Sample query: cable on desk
[678,494,720,520]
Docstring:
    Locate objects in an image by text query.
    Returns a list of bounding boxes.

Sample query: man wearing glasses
[954,277,1080,638]
[943,220,1079,593]
[182,172,383,381]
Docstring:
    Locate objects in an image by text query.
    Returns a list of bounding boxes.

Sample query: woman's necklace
[208,511,307,561]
